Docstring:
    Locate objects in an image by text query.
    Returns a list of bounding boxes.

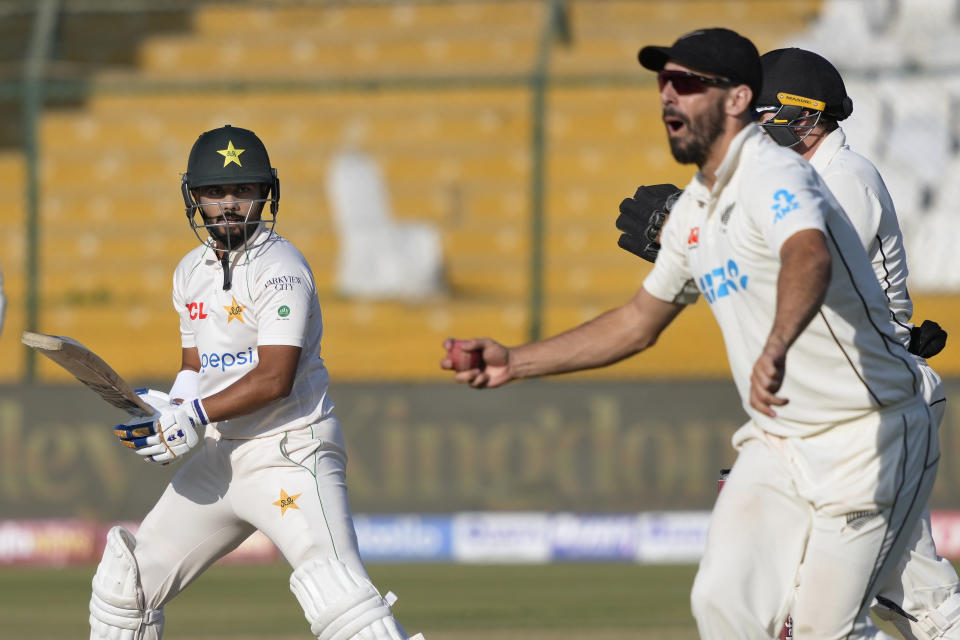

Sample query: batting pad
[918,593,960,639]
[89,526,164,640]
[290,557,408,640]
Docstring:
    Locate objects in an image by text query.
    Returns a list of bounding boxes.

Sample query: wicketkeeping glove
[908,319,948,359]
[114,397,208,465]
[616,183,683,263]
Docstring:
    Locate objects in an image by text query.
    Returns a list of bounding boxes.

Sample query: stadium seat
[325,149,445,299]
[786,0,903,70]
[902,210,960,292]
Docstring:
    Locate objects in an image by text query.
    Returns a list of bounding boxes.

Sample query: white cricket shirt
[172,226,334,438]
[809,128,913,348]
[644,125,921,435]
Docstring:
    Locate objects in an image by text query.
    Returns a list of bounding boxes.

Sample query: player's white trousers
[862,364,959,640]
[131,416,370,639]
[691,396,938,640]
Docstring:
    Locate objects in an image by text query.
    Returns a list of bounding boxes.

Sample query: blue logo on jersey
[200,347,256,373]
[697,259,749,304]
[772,189,799,223]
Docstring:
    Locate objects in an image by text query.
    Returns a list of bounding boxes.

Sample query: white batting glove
[133,388,172,413]
[113,398,208,465]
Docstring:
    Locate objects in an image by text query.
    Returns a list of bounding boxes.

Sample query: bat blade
[22,331,154,418]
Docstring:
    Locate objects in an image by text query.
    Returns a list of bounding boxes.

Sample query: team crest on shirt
[720,204,734,227]
[224,297,246,324]
[273,489,302,516]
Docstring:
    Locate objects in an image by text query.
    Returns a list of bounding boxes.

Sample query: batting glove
[113,398,208,465]
[132,388,172,413]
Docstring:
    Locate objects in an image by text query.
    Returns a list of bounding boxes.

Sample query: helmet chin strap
[220,253,232,291]
[214,220,268,290]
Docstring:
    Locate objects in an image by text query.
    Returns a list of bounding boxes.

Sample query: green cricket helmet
[181,125,280,252]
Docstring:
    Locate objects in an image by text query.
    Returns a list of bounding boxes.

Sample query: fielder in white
[92,125,424,640]
[442,28,938,639]
[754,47,955,640]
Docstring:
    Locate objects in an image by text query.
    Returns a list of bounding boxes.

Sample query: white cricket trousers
[132,416,368,637]
[691,397,938,639]
[859,362,957,638]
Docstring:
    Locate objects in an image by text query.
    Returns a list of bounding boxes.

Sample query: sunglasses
[657,70,733,95]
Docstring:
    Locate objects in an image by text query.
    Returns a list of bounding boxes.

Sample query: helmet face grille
[186,196,276,253]
[759,103,822,148]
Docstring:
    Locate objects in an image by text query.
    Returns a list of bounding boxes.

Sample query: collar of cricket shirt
[694,123,760,198]
[807,126,847,174]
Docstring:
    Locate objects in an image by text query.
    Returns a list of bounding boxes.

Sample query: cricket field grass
[0,562,702,639]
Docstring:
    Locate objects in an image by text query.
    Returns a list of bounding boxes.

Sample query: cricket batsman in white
[90,125,424,640]
[442,28,939,639]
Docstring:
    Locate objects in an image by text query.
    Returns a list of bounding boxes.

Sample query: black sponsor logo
[264,275,303,291]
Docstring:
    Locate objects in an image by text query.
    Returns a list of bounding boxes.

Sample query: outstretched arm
[750,228,831,416]
[443,287,686,388]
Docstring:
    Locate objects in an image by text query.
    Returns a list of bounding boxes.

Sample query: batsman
[90,125,424,640]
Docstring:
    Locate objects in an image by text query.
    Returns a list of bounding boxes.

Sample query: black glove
[908,319,947,358]
[616,184,683,263]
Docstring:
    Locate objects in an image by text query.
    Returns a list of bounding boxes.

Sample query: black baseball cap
[639,28,762,100]
[757,48,853,120]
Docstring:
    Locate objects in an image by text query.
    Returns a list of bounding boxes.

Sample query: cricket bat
[21,331,154,417]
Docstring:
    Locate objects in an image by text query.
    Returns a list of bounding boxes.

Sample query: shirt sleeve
[741,158,830,255]
[172,269,196,349]
[821,170,883,251]
[254,256,317,347]
[642,193,701,305]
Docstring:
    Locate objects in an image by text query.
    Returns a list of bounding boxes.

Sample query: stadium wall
[6,510,960,566]
[2,379,959,518]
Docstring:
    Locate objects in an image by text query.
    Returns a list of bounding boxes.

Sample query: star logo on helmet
[217,140,245,167]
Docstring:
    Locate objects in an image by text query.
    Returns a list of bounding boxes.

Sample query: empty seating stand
[19,0,938,384]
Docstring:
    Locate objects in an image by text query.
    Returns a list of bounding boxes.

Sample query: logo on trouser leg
[845,510,881,530]
[273,489,302,516]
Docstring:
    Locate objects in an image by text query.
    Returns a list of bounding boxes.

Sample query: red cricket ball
[448,340,484,371]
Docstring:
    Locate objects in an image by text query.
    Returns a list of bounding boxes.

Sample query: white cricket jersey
[644,125,921,435]
[172,227,334,438]
[809,127,913,348]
